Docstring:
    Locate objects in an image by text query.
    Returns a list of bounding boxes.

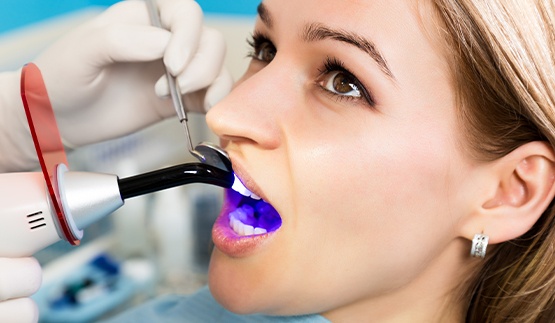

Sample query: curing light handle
[118,162,234,200]
[0,163,233,258]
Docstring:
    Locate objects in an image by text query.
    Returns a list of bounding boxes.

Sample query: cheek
[295,119,454,227]
[296,142,452,243]
[288,116,460,294]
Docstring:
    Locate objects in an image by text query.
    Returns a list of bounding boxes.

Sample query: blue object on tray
[33,253,139,323]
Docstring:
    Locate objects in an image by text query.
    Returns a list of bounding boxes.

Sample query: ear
[460,141,555,244]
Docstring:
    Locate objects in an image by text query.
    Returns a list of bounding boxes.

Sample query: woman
[113,0,555,322]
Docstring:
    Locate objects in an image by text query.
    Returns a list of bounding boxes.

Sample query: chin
[208,256,266,314]
[207,249,293,316]
[208,254,328,317]
[209,284,257,314]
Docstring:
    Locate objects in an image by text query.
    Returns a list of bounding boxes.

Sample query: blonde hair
[431,0,555,322]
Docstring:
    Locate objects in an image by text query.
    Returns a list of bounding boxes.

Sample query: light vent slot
[27,211,46,230]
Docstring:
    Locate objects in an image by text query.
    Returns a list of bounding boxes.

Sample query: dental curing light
[0,63,233,257]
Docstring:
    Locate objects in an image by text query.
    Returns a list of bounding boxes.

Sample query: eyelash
[246,32,375,107]
[317,57,375,106]
[246,32,274,61]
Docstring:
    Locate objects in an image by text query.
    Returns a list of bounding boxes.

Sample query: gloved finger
[154,27,225,97]
[0,298,39,323]
[154,74,171,98]
[203,66,234,112]
[98,0,203,73]
[0,258,42,301]
[93,0,151,25]
[176,27,227,94]
[158,0,204,75]
[179,67,233,113]
[155,65,232,113]
[86,24,171,66]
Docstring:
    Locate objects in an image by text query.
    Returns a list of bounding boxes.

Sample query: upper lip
[229,155,268,202]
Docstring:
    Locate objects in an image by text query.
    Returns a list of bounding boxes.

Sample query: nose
[206,63,291,151]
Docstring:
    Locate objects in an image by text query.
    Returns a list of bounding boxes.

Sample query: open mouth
[226,174,282,236]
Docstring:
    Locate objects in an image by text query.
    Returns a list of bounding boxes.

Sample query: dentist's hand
[34,0,232,147]
[0,258,42,323]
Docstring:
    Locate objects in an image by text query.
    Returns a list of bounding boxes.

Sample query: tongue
[229,189,282,232]
[255,201,282,231]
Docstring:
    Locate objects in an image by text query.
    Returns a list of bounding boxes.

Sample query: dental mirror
[195,142,232,172]
[145,0,232,173]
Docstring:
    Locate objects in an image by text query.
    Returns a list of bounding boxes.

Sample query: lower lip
[211,193,276,258]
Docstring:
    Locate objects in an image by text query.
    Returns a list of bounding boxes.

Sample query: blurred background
[0,1,257,321]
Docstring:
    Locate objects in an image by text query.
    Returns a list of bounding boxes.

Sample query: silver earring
[470,233,489,259]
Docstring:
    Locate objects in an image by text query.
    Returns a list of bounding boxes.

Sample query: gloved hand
[0,0,232,172]
[0,257,42,323]
[36,0,233,147]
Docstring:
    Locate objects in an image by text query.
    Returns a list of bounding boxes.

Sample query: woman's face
[206,0,481,318]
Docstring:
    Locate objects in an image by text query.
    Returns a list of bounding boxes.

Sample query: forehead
[259,0,450,86]
[259,0,422,32]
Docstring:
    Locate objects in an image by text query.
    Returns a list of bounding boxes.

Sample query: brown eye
[255,41,276,62]
[321,71,361,98]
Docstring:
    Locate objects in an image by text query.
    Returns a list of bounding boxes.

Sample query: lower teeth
[226,189,282,236]
[229,213,267,236]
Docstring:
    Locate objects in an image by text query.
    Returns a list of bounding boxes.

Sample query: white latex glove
[0,0,232,172]
[0,71,38,171]
[0,257,42,323]
[35,0,232,148]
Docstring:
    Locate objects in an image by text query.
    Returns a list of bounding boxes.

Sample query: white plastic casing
[0,169,123,258]
[0,172,61,257]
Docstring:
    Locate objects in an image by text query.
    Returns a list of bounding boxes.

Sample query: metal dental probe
[146,0,232,172]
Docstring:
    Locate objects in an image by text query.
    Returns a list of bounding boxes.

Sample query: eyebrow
[257,3,273,29]
[256,3,395,80]
[303,23,395,80]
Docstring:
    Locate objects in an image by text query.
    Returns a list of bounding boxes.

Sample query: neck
[323,238,475,323]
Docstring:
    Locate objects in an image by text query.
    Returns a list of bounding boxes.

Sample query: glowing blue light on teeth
[227,181,282,233]
[231,174,261,200]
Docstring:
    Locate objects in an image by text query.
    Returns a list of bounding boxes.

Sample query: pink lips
[211,159,281,257]
[211,190,277,257]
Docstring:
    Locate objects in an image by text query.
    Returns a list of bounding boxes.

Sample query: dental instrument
[0,63,233,258]
[145,0,231,173]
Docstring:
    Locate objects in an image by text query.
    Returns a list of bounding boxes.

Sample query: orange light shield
[20,63,79,245]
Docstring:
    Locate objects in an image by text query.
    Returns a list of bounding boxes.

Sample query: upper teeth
[232,174,261,200]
